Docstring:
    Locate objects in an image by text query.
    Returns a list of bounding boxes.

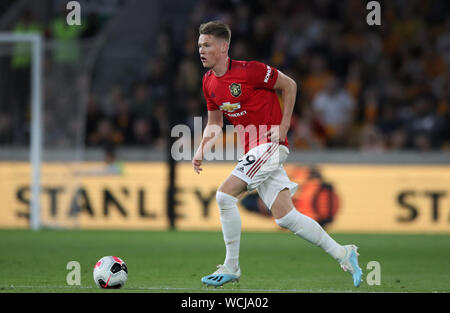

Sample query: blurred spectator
[345,61,363,102]
[131,118,153,146]
[251,15,275,61]
[144,58,169,101]
[85,94,105,145]
[49,9,85,72]
[0,113,13,144]
[111,98,135,145]
[233,1,253,41]
[230,39,252,61]
[175,58,201,97]
[10,10,43,69]
[103,85,125,115]
[312,76,355,147]
[390,129,409,151]
[290,106,327,149]
[376,105,406,149]
[88,118,122,147]
[358,87,380,125]
[130,83,155,119]
[436,20,450,68]
[150,101,169,149]
[180,96,204,134]
[302,54,334,103]
[359,124,386,152]
[407,95,445,150]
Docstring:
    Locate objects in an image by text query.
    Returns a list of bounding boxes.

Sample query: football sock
[275,208,346,262]
[216,191,241,272]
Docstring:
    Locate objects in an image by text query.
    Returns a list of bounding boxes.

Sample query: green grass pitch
[0,229,449,293]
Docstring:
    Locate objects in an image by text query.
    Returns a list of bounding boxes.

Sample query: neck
[212,56,229,77]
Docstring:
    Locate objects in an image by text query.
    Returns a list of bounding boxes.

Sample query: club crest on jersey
[229,83,241,97]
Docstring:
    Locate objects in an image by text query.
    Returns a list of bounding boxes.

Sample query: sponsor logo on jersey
[229,83,242,97]
[227,110,247,117]
[264,65,272,83]
[220,102,241,113]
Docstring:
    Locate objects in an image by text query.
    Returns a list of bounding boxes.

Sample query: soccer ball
[93,256,128,289]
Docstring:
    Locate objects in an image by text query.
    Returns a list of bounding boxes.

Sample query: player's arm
[270,70,297,142]
[192,109,223,174]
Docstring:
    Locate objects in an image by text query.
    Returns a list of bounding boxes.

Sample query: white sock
[216,191,241,272]
[275,208,346,262]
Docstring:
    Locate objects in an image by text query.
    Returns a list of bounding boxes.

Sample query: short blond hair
[199,20,231,43]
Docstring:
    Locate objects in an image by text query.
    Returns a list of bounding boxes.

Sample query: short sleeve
[246,61,279,90]
[202,74,219,111]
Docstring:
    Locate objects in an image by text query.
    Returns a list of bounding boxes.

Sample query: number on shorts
[243,155,256,166]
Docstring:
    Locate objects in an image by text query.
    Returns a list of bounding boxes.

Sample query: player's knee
[271,188,295,219]
[216,191,238,210]
[275,209,324,246]
[271,204,294,220]
[275,208,297,229]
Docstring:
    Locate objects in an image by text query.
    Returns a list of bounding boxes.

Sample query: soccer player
[193,21,362,288]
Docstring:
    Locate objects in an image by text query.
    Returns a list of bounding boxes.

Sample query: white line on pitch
[0,284,380,293]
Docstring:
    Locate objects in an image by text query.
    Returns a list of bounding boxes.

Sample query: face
[198,34,227,68]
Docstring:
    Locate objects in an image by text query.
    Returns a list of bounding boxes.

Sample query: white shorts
[231,142,298,210]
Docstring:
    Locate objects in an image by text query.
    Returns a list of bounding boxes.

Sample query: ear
[221,41,228,54]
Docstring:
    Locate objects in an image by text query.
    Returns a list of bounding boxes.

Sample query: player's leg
[272,189,346,259]
[271,189,362,287]
[212,142,280,277]
[217,175,247,272]
[202,142,286,287]
[217,173,247,197]
[201,174,246,287]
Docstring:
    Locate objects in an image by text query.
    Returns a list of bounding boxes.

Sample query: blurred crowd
[0,5,106,147]
[1,0,450,152]
[177,0,450,151]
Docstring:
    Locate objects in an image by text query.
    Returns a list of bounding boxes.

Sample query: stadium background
[0,0,449,294]
[1,0,449,232]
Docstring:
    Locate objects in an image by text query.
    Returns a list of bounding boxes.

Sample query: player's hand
[192,156,203,174]
[266,125,287,143]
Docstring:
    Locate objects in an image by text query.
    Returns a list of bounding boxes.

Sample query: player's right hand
[192,158,203,174]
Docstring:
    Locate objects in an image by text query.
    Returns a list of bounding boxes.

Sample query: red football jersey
[202,59,288,153]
